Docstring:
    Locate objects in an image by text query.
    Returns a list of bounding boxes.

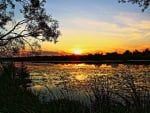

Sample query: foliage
[0,66,42,113]
[0,63,88,113]
[119,0,150,11]
[0,0,60,56]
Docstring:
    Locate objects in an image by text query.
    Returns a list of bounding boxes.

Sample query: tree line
[0,49,150,63]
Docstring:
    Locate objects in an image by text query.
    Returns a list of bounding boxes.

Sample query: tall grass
[84,70,150,113]
[0,63,42,113]
[0,63,88,113]
[1,63,150,113]
[44,67,150,113]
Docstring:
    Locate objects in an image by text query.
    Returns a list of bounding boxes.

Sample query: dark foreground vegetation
[0,63,87,113]
[0,63,150,113]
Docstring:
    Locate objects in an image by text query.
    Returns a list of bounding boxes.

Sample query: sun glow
[73,48,82,55]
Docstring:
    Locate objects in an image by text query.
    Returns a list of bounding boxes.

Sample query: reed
[0,63,88,113]
[0,63,150,113]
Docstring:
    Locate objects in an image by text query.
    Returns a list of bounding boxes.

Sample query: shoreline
[1,59,150,64]
[30,60,150,65]
[0,57,150,65]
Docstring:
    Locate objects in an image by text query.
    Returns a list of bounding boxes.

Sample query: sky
[40,0,150,55]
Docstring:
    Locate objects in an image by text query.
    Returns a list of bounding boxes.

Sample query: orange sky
[29,1,150,55]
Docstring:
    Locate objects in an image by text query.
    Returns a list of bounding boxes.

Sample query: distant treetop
[119,0,150,11]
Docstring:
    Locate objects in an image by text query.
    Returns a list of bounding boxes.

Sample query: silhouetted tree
[105,52,121,60]
[142,48,150,60]
[119,0,150,11]
[143,48,150,55]
[0,0,60,56]
[123,50,132,60]
[16,62,31,89]
[133,50,142,59]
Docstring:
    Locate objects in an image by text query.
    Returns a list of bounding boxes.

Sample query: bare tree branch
[0,0,60,56]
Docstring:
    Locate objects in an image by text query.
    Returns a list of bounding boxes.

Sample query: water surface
[25,63,150,104]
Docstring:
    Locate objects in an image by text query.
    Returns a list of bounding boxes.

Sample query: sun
[73,48,82,55]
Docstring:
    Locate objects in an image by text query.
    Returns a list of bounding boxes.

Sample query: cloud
[68,13,150,40]
[42,7,150,52]
[59,13,150,51]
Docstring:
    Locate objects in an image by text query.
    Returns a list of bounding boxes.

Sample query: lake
[25,62,150,104]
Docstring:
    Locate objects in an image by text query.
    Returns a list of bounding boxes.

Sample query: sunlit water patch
[25,63,150,104]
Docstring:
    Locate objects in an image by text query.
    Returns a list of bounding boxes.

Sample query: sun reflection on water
[75,74,87,81]
[26,63,150,104]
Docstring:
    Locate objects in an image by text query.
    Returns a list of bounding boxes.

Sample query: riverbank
[1,59,150,65]
[31,60,150,65]
[0,54,150,65]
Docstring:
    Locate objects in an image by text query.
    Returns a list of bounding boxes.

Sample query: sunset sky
[40,0,150,55]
